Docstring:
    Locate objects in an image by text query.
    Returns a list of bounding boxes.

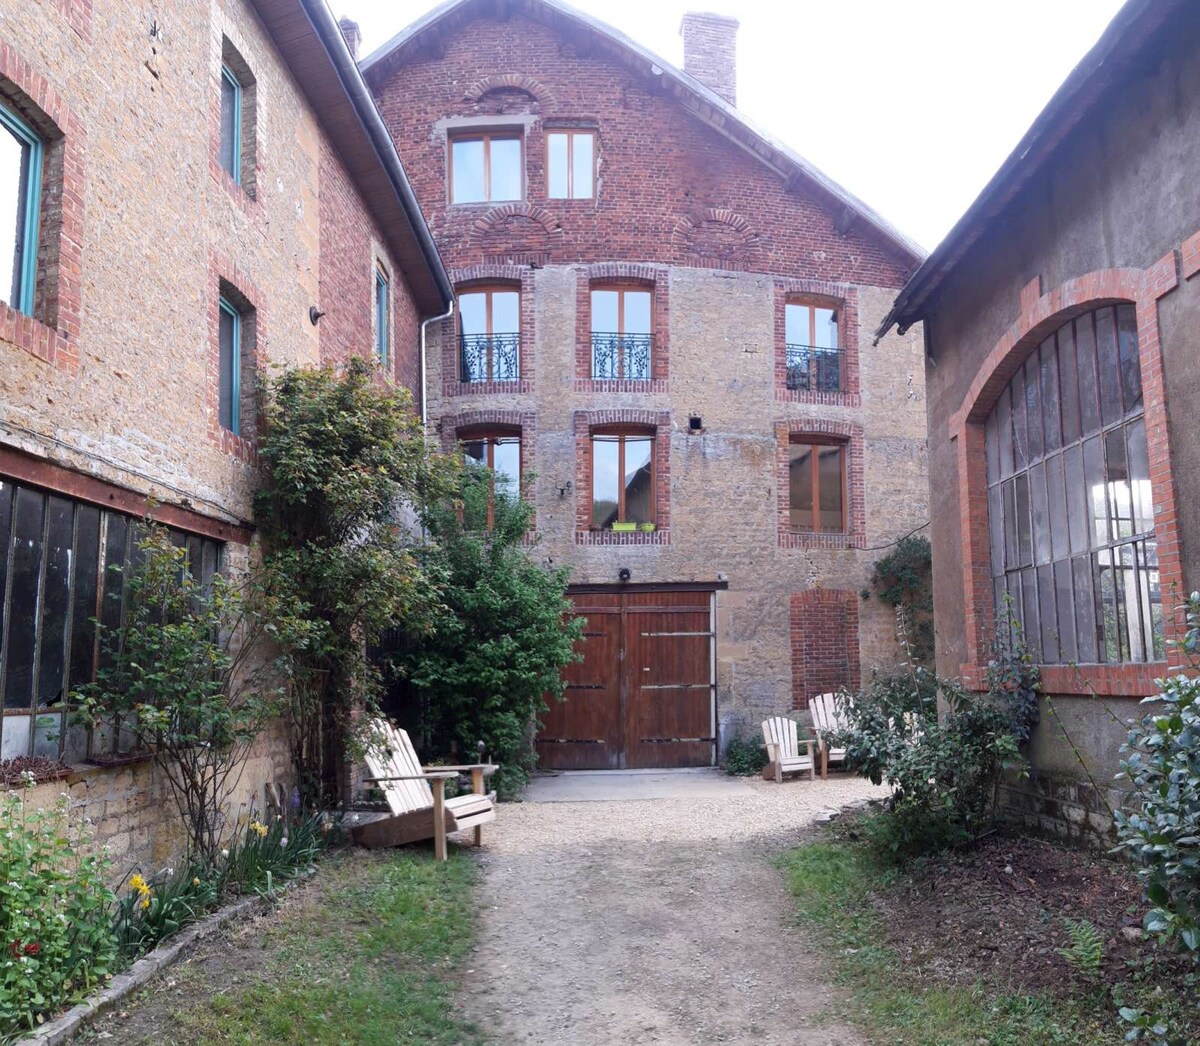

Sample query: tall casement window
[449,133,523,203]
[218,296,242,435]
[219,64,243,184]
[547,130,595,199]
[788,439,846,533]
[785,300,841,392]
[0,477,223,763]
[591,286,652,380]
[985,304,1161,664]
[0,102,43,315]
[591,429,654,529]
[374,267,390,367]
[459,286,519,382]
[461,429,521,529]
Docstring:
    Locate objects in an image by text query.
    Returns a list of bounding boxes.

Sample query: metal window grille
[590,333,652,381]
[460,332,520,382]
[785,344,842,392]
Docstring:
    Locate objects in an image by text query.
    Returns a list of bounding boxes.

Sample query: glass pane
[591,289,619,334]
[1002,479,1018,573]
[1040,337,1061,452]
[1029,461,1049,565]
[1075,312,1101,437]
[458,291,487,336]
[1143,540,1164,659]
[785,303,810,345]
[493,437,521,498]
[5,486,45,711]
[813,308,838,349]
[37,496,73,710]
[1038,563,1059,663]
[1020,567,1040,657]
[1072,555,1099,663]
[1063,443,1088,555]
[462,439,486,468]
[1126,417,1152,536]
[1105,427,1132,540]
[219,306,237,431]
[789,443,814,530]
[488,138,522,201]
[996,386,1014,480]
[1057,323,1081,445]
[1024,352,1043,461]
[68,504,100,690]
[623,291,651,335]
[1083,435,1107,548]
[0,483,10,724]
[451,139,485,203]
[219,72,239,178]
[0,118,31,308]
[1095,306,1123,426]
[375,276,388,361]
[623,437,653,524]
[1116,304,1142,413]
[1011,366,1028,471]
[1094,548,1121,662]
[1046,454,1069,562]
[985,409,1000,486]
[591,436,620,528]
[547,132,568,197]
[571,133,594,198]
[817,445,844,532]
[1122,542,1149,662]
[1054,559,1077,664]
[491,290,519,334]
[1014,473,1032,567]
[988,484,1004,578]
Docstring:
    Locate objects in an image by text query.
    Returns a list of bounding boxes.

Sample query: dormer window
[450,132,523,203]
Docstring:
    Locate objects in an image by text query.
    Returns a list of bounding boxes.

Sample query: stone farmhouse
[880,0,1199,843]
[0,0,451,868]
[360,0,929,769]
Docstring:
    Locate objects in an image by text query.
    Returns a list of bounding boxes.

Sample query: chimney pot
[338,17,362,60]
[680,12,739,107]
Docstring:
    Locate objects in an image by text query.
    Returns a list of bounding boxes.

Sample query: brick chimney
[680,12,739,107]
[338,17,362,60]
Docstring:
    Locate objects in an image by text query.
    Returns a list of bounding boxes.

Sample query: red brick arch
[462,73,554,107]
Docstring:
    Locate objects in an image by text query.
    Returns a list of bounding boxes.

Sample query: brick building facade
[0,0,450,868]
[880,0,1199,842]
[362,0,929,766]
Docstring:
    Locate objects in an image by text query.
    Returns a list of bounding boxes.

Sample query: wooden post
[431,777,447,861]
[471,768,485,846]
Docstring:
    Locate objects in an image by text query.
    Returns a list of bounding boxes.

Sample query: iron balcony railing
[786,343,842,392]
[591,332,652,381]
[460,332,520,383]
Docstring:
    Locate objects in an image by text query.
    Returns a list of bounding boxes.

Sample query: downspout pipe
[420,300,455,430]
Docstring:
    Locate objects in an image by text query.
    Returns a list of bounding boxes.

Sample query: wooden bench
[351,719,498,861]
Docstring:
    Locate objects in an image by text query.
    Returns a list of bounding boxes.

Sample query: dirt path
[461,774,886,1045]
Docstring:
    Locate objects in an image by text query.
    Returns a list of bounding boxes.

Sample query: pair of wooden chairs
[761,692,848,783]
[350,718,499,861]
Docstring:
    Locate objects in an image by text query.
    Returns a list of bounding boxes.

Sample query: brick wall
[790,590,861,710]
[680,12,739,106]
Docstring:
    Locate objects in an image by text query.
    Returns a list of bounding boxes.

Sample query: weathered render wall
[919,15,1200,844]
[370,9,928,741]
[1,0,423,870]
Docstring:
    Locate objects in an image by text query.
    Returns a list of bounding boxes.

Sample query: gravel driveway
[460,773,888,1045]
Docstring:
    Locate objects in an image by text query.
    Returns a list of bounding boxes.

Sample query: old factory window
[374,265,390,367]
[461,427,521,529]
[785,299,841,392]
[984,303,1160,664]
[591,428,654,529]
[450,132,523,203]
[458,285,520,382]
[0,100,42,316]
[591,285,652,380]
[547,130,595,199]
[0,477,223,763]
[788,438,846,533]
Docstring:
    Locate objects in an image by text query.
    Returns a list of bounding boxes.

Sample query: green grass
[165,850,488,1046]
[777,840,1125,1046]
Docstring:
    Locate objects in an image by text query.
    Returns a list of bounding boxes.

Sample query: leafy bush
[871,535,933,663]
[0,789,116,1036]
[1113,593,1200,958]
[723,734,768,777]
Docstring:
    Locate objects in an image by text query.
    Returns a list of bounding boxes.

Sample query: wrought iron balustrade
[460,332,520,382]
[591,332,652,380]
[785,343,842,392]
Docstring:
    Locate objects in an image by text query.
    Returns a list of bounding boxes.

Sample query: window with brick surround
[374,266,390,367]
[0,101,41,316]
[591,427,655,530]
[449,132,523,204]
[459,285,520,382]
[219,40,256,197]
[591,285,652,380]
[785,298,841,393]
[217,282,257,440]
[984,303,1161,665]
[789,438,846,533]
[461,427,521,530]
[547,130,595,199]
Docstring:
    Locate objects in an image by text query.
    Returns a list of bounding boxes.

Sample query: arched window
[590,426,654,530]
[460,427,521,529]
[985,304,1161,664]
[458,284,520,382]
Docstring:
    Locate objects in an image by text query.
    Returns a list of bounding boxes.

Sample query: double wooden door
[537,588,715,770]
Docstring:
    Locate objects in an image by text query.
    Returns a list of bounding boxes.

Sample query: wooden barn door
[536,588,715,770]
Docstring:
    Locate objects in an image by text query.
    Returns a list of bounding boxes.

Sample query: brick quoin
[790,590,861,710]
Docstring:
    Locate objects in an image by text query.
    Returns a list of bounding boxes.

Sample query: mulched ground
[868,830,1155,994]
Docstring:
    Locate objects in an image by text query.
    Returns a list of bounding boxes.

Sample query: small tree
[871,535,934,664]
[397,467,583,798]
[74,527,305,863]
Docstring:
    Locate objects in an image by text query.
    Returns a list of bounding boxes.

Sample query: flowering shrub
[0,788,116,1036]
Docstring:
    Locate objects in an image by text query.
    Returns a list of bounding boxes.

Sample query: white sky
[338,0,1124,252]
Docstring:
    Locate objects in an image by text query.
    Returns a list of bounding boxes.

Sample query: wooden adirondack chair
[810,692,849,780]
[351,719,498,861]
[761,716,815,784]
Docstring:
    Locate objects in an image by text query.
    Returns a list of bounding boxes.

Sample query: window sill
[575,378,667,394]
[1,301,77,371]
[217,427,257,463]
[777,530,859,550]
[210,161,258,210]
[444,379,531,397]
[776,387,861,408]
[959,661,1167,698]
[575,529,670,546]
